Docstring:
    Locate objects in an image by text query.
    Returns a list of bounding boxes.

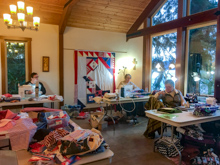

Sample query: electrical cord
[119,97,136,113]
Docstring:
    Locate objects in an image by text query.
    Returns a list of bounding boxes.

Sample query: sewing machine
[18,85,33,98]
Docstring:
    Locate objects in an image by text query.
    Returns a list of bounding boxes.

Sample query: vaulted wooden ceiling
[1,0,152,33]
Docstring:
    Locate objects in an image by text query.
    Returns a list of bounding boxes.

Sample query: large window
[6,42,26,94]
[151,32,177,91]
[190,0,218,15]
[187,25,216,95]
[0,36,32,95]
[152,0,178,26]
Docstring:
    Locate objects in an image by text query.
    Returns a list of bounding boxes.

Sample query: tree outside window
[6,42,26,94]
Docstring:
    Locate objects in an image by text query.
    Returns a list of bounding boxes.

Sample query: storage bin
[45,111,70,129]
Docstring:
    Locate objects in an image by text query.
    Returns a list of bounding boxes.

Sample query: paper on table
[159,114,178,119]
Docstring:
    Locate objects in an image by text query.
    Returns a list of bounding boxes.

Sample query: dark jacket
[25,81,46,95]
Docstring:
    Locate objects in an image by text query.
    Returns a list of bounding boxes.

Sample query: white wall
[0,18,59,96]
[64,27,143,105]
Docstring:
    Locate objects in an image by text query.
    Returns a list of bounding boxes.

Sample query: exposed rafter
[127,0,165,35]
[127,8,218,40]
[59,0,80,34]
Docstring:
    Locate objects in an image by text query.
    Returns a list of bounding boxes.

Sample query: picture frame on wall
[42,56,49,72]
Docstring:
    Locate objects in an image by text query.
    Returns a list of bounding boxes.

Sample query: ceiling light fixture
[3,1,40,31]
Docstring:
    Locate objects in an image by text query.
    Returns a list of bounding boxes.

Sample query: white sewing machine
[18,85,33,98]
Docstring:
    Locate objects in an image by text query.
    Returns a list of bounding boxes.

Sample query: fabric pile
[25,109,109,165]
[0,110,37,151]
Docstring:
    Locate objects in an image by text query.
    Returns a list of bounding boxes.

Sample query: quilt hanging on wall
[74,50,115,107]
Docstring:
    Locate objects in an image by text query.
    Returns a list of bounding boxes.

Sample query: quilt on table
[74,50,115,107]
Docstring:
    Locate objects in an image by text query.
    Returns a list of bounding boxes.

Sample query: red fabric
[48,95,56,101]
[3,93,12,97]
[0,110,18,120]
[21,107,62,112]
[5,110,17,119]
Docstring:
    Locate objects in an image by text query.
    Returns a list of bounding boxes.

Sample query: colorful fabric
[0,119,15,131]
[61,130,92,142]
[74,50,115,106]
[39,129,69,147]
[7,118,37,151]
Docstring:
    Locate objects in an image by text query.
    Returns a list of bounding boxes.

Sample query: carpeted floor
[72,116,174,165]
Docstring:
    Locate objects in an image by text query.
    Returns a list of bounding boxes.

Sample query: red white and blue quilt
[74,50,115,107]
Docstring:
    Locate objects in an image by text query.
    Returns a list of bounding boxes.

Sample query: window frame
[184,21,217,96]
[0,36,32,94]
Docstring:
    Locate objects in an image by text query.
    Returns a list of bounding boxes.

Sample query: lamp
[3,14,11,24]
[118,66,127,76]
[3,1,40,31]
[26,6,33,16]
[17,1,24,12]
[10,5,17,14]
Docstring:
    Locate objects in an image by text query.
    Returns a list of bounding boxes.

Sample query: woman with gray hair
[154,79,186,107]
[117,74,139,90]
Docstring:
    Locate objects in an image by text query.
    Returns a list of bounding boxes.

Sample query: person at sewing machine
[25,72,46,95]
[117,74,139,90]
[154,79,186,108]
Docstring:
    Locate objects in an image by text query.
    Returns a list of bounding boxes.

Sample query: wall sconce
[132,58,137,70]
[118,66,127,76]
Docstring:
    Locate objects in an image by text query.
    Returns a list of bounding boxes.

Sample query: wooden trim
[59,34,64,105]
[59,0,80,34]
[0,36,32,42]
[178,0,187,18]
[1,39,6,94]
[0,36,32,94]
[27,40,32,79]
[127,8,218,40]
[127,0,165,34]
[142,19,151,91]
[214,0,220,102]
[175,27,186,94]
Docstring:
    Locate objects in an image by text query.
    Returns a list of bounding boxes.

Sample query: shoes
[147,132,155,139]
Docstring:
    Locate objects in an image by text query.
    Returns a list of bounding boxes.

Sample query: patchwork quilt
[74,50,115,107]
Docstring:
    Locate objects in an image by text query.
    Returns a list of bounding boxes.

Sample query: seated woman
[144,79,186,138]
[154,79,186,107]
[117,74,139,90]
[116,74,142,120]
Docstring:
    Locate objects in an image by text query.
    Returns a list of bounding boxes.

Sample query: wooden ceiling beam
[59,0,80,34]
[127,8,218,40]
[127,0,165,34]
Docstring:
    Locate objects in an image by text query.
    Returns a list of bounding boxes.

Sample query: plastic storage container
[45,111,70,129]
[61,105,81,119]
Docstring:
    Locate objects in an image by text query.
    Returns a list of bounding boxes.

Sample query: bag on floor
[60,129,104,156]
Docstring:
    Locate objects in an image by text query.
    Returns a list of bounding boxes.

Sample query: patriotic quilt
[74,50,115,107]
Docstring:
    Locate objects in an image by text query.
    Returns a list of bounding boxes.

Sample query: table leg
[51,102,54,109]
[154,122,164,152]
[171,126,182,165]
[109,157,112,164]
[105,104,115,134]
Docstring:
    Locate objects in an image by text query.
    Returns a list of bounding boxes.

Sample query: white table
[145,110,220,165]
[0,99,62,110]
[103,96,150,105]
[74,149,114,165]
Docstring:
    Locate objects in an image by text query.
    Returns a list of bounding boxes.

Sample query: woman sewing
[154,79,186,107]
[116,74,142,122]
[144,79,186,138]
[117,74,139,90]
